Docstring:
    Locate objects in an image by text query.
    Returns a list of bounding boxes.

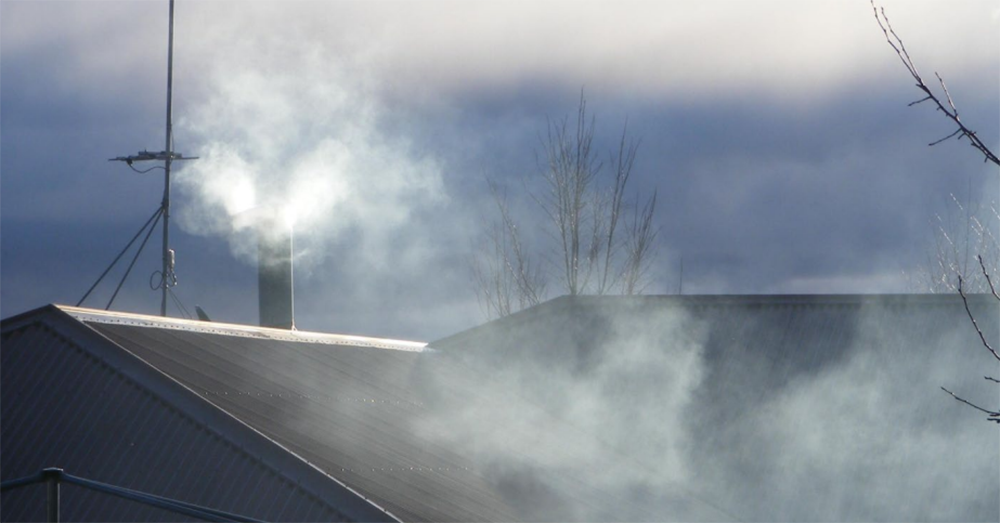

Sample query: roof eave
[4,304,403,523]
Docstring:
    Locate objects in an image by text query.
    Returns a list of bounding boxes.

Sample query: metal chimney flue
[257,216,295,330]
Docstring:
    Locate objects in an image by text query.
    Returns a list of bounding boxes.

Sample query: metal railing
[1,468,262,522]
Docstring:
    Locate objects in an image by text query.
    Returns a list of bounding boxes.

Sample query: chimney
[257,215,295,330]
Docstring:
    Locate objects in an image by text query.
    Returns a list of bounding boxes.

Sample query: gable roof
[4,294,997,522]
[71,307,516,523]
[1,305,394,522]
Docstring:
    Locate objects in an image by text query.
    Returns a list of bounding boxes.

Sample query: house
[2,294,997,521]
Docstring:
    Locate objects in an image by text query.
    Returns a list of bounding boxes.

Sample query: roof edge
[1,303,63,332]
[553,292,995,305]
[6,304,401,523]
[431,293,997,347]
[55,305,427,352]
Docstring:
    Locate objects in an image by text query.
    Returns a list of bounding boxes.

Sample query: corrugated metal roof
[5,294,997,521]
[75,311,517,522]
[1,317,354,522]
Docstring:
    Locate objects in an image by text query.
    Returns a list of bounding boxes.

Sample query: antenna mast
[109,0,196,316]
[161,0,175,317]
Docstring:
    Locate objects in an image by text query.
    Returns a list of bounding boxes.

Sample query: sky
[2,0,998,341]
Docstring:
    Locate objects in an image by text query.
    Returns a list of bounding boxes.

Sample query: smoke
[430,308,703,463]
[418,302,722,521]
[173,44,445,270]
[690,302,998,521]
[417,297,999,521]
[165,20,482,336]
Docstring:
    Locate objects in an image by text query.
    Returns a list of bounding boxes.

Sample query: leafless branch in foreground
[946,270,1000,425]
[872,1,999,166]
[875,2,1000,425]
[940,387,1000,424]
[958,272,1000,364]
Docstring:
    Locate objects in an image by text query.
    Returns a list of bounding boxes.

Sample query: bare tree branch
[928,128,963,147]
[473,93,660,317]
[958,274,1000,363]
[623,190,659,295]
[473,180,548,319]
[941,272,1000,423]
[538,93,601,296]
[912,194,1000,294]
[596,121,636,295]
[876,2,1000,425]
[940,387,1000,423]
[979,255,1000,301]
[872,1,999,166]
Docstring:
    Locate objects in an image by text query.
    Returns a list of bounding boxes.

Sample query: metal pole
[42,468,62,523]
[161,0,175,316]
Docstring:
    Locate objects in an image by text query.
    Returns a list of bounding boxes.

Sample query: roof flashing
[56,305,427,352]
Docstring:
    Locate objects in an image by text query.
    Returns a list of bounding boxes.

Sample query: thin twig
[941,387,1000,423]
[929,128,962,147]
[872,1,1000,166]
[958,275,1000,362]
[979,255,1000,301]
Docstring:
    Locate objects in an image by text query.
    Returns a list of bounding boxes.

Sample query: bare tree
[873,1,999,423]
[473,93,659,319]
[472,180,547,319]
[910,193,999,294]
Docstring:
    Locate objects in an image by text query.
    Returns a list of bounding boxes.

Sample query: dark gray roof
[431,294,1000,522]
[71,307,515,523]
[1,305,387,522]
[4,294,998,522]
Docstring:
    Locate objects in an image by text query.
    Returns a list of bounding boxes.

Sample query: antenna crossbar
[109,150,198,165]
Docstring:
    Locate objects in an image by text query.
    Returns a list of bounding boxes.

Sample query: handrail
[2,468,262,522]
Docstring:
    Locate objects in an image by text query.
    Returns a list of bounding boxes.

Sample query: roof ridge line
[56,305,427,352]
[26,306,401,522]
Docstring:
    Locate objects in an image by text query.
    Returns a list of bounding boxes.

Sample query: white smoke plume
[174,45,445,271]
[416,297,999,521]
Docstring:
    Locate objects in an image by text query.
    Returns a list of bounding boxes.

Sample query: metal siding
[1,320,350,522]
[1,483,46,522]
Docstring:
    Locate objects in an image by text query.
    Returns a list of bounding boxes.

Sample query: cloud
[2,0,997,333]
[297,0,997,103]
[14,1,990,105]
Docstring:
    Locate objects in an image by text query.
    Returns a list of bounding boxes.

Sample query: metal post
[161,0,175,317]
[42,468,62,523]
[105,0,196,314]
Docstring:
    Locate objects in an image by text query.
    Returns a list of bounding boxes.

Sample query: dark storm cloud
[628,89,999,294]
[8,84,997,334]
[2,1,997,340]
[394,82,997,301]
